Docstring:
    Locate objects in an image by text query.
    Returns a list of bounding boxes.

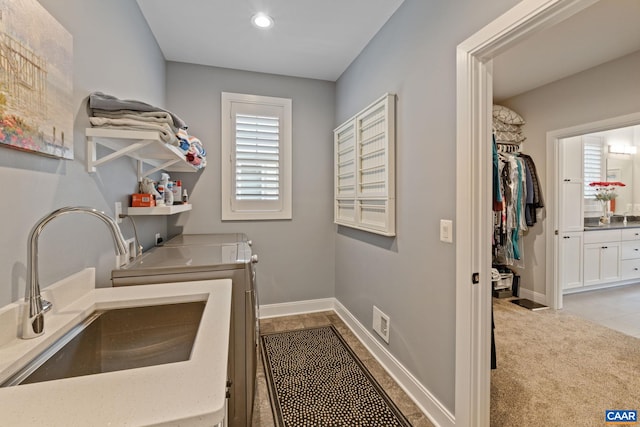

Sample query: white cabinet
[334,94,395,236]
[559,232,583,290]
[620,229,640,279]
[583,230,621,286]
[583,242,621,285]
[559,136,584,232]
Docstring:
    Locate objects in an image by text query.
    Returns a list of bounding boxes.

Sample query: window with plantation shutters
[583,137,603,199]
[221,93,292,220]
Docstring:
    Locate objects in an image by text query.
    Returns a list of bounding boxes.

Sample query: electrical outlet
[155,233,162,246]
[115,202,122,224]
[125,238,135,261]
[372,305,390,343]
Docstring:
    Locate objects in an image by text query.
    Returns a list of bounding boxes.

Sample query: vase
[600,200,610,225]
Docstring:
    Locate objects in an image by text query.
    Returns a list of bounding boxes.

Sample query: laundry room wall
[165,62,336,305]
[333,0,520,415]
[0,0,168,308]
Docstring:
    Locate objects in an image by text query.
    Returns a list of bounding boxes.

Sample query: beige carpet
[491,298,640,427]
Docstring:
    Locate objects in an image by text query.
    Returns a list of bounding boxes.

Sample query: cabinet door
[583,243,601,286]
[583,242,621,286]
[560,232,583,290]
[559,136,584,231]
[560,180,584,232]
[600,242,621,282]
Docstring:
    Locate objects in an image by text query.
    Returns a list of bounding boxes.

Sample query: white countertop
[0,268,231,427]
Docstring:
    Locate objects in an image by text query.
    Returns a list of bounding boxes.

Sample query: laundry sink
[1,301,205,387]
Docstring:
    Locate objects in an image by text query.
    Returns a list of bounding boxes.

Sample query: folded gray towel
[88,92,187,129]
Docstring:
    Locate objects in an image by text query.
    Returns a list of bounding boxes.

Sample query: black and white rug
[261,326,412,427]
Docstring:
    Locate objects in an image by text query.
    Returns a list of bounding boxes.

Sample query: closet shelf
[126,204,192,216]
[85,128,198,180]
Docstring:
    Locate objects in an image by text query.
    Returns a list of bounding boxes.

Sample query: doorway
[549,113,640,309]
[454,0,601,425]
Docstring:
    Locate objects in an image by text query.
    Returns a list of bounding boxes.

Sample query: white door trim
[546,111,640,310]
[455,1,598,425]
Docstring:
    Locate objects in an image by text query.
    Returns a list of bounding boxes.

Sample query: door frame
[454,0,598,425]
[546,111,640,310]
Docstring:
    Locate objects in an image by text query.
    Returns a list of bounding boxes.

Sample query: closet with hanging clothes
[491,105,545,369]
[492,105,544,269]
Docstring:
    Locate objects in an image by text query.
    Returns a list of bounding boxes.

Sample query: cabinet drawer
[583,229,621,244]
[621,228,640,241]
[621,259,640,279]
[621,242,640,260]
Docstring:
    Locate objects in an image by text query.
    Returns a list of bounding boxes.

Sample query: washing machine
[111,233,258,427]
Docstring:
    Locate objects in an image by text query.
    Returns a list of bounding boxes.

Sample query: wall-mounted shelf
[126,204,192,216]
[86,128,198,181]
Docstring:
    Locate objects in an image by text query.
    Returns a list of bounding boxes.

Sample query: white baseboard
[258,298,335,318]
[517,288,547,305]
[259,298,455,427]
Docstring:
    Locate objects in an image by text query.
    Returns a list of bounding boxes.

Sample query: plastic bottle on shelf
[172,180,182,204]
[156,184,165,206]
[182,189,189,204]
[165,181,174,205]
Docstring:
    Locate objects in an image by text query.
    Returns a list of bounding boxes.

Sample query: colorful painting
[0,0,73,159]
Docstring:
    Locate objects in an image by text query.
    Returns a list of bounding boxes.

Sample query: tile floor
[251,311,435,427]
[562,283,640,338]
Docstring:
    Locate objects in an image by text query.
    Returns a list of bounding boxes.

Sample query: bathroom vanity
[562,224,640,293]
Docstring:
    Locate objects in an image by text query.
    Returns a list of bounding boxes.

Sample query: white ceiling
[136,0,639,93]
[493,0,640,101]
[135,0,404,82]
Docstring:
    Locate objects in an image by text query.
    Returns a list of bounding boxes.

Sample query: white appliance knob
[251,254,259,263]
[247,240,253,247]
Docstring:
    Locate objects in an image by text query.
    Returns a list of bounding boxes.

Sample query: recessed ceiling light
[251,13,274,29]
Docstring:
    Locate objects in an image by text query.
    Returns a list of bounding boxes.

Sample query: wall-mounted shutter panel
[235,114,280,201]
[334,93,395,236]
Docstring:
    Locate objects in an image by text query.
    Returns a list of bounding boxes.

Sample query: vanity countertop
[0,268,231,427]
[584,221,640,231]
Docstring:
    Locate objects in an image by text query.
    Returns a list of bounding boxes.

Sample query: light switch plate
[440,219,453,243]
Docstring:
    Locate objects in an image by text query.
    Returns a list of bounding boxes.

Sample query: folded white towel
[89,117,178,146]
[92,109,179,133]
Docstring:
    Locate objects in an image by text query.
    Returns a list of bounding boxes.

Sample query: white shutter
[583,138,603,198]
[235,114,280,201]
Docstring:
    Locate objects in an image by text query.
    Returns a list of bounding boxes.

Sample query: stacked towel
[87,92,206,168]
[176,129,207,169]
[492,105,526,147]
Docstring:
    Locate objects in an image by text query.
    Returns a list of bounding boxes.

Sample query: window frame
[221,92,292,220]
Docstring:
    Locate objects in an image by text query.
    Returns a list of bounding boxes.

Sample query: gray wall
[165,62,336,305]
[0,0,167,307]
[334,0,520,413]
[501,49,640,297]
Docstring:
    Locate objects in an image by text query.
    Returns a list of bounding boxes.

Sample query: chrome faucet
[22,206,129,339]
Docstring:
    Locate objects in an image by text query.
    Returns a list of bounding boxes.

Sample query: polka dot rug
[260,326,412,427]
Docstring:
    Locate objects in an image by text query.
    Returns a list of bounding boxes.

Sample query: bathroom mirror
[582,124,640,215]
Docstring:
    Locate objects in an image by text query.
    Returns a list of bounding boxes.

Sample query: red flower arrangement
[589,181,625,202]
